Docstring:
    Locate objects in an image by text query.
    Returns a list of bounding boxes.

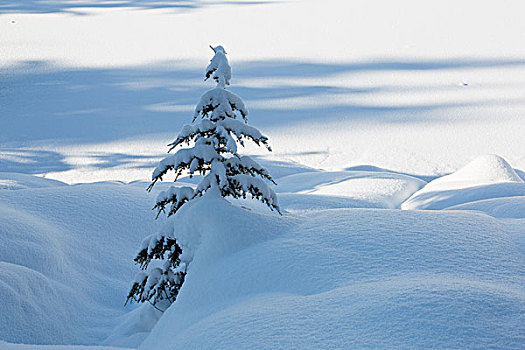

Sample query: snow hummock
[0,174,163,346]
[278,170,426,210]
[2,0,525,347]
[139,195,524,349]
[1,156,524,349]
[0,341,129,350]
[418,154,523,192]
[447,196,525,219]
[0,173,67,190]
[402,155,525,210]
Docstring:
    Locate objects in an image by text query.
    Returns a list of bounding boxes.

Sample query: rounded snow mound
[0,202,69,278]
[0,340,129,350]
[0,180,161,346]
[425,154,523,192]
[169,192,287,267]
[447,196,525,219]
[0,173,66,190]
[402,155,525,210]
[277,170,425,210]
[140,207,524,350]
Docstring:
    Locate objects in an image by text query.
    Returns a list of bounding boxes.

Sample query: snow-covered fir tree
[126,45,279,310]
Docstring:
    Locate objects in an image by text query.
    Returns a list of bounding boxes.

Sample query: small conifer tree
[126,45,279,310]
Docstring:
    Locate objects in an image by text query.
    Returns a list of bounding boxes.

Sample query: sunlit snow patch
[139,197,524,349]
[0,173,67,190]
[0,176,161,346]
[402,154,525,210]
[278,170,426,210]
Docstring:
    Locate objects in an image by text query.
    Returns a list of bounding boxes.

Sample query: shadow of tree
[345,165,440,183]
[2,57,525,175]
[90,152,159,169]
[4,58,525,144]
[0,0,271,15]
[0,149,71,174]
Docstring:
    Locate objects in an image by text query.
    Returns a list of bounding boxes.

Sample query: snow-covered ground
[2,0,525,183]
[1,0,524,349]
[1,159,524,348]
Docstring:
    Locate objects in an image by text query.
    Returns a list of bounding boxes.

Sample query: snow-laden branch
[168,118,270,152]
[225,156,275,184]
[126,234,186,306]
[194,87,248,122]
[150,144,222,189]
[154,186,195,217]
[218,119,271,150]
[230,174,280,213]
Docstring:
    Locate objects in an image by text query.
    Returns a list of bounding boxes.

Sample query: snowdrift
[0,176,160,346]
[0,173,67,190]
[1,157,524,349]
[0,165,428,347]
[422,154,523,191]
[447,197,525,219]
[140,195,524,349]
[1,0,525,347]
[277,170,426,211]
[402,155,525,211]
[0,341,128,350]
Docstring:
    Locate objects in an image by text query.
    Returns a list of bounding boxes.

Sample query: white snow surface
[417,154,523,192]
[447,197,525,219]
[277,170,426,210]
[0,176,164,346]
[2,1,525,182]
[0,173,67,190]
[0,341,129,350]
[139,194,524,349]
[403,155,525,210]
[1,164,524,349]
[1,0,525,349]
